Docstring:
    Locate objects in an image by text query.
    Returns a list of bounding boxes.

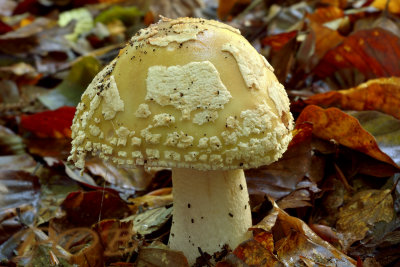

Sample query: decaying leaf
[296,105,399,168]
[305,77,400,120]
[336,189,395,250]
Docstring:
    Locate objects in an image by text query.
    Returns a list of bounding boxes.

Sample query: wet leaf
[20,106,76,138]
[305,77,400,120]
[336,189,395,250]
[316,28,400,79]
[39,56,101,109]
[296,105,399,168]
[61,190,131,227]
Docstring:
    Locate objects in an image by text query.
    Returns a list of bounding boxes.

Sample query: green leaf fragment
[94,5,142,25]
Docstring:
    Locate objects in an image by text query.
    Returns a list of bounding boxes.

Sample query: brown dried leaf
[336,189,395,250]
[305,77,400,120]
[296,105,399,168]
[253,202,356,266]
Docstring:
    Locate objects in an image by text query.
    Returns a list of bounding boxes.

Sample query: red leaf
[261,31,298,51]
[20,106,76,138]
[315,28,400,79]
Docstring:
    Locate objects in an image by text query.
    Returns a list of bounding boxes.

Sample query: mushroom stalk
[169,168,252,264]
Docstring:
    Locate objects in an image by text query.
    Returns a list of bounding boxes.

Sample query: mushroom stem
[169,168,252,264]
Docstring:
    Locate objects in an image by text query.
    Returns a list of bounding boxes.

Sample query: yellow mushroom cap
[69,17,294,171]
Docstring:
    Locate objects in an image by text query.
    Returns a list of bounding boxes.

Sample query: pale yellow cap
[69,17,294,170]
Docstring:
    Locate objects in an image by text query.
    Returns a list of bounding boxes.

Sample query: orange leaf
[296,105,398,167]
[315,28,400,78]
[307,6,344,24]
[305,77,400,120]
[261,31,298,51]
[311,22,344,61]
[20,106,76,138]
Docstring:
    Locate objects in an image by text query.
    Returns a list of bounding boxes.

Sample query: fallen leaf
[0,62,42,86]
[232,231,279,266]
[261,31,297,51]
[296,105,399,168]
[347,110,400,166]
[315,28,400,79]
[39,56,101,110]
[61,190,131,227]
[85,158,153,191]
[92,219,137,262]
[253,201,356,266]
[123,206,172,236]
[0,170,40,244]
[336,189,395,250]
[20,106,76,138]
[304,77,400,120]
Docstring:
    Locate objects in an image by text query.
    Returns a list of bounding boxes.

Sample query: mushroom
[69,17,293,265]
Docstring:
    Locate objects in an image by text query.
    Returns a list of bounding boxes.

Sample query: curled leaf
[305,77,400,120]
[296,105,399,168]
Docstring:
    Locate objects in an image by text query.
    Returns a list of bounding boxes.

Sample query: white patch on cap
[192,110,218,125]
[148,23,204,47]
[221,42,266,91]
[89,125,101,137]
[135,103,151,118]
[146,61,231,120]
[153,113,175,127]
[101,75,124,120]
[164,151,181,161]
